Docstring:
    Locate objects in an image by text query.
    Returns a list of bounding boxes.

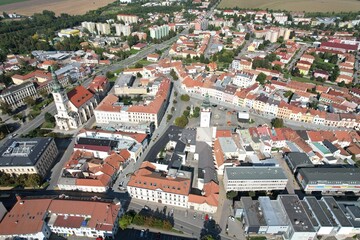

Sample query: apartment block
[149,25,169,39]
[96,23,111,35]
[117,14,138,24]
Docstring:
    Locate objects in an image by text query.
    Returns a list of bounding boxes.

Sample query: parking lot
[116,228,196,240]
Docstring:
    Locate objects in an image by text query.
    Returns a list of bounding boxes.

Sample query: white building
[113,24,131,36]
[81,21,96,34]
[117,14,138,24]
[0,81,38,110]
[127,162,191,208]
[223,166,288,192]
[149,25,169,39]
[96,23,111,35]
[94,78,171,128]
[200,94,211,128]
[232,72,256,88]
[51,68,97,131]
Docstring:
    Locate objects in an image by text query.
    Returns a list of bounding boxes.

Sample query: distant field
[218,0,360,12]
[0,0,115,16]
[0,0,27,6]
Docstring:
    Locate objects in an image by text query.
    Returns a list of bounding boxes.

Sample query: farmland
[0,0,27,6]
[0,0,115,16]
[218,0,360,12]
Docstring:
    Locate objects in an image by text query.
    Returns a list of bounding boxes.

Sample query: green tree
[183,110,190,117]
[170,69,178,80]
[44,112,55,123]
[133,214,145,226]
[0,102,12,115]
[283,91,293,98]
[135,62,143,68]
[174,115,188,128]
[119,213,134,230]
[271,118,284,128]
[24,96,36,107]
[27,174,41,188]
[180,94,190,101]
[226,191,237,200]
[245,33,250,40]
[166,114,172,122]
[106,71,114,79]
[256,73,267,85]
[202,235,215,240]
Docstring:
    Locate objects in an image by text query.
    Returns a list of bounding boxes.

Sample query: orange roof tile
[68,86,94,108]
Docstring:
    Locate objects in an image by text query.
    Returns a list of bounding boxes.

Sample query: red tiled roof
[68,86,94,108]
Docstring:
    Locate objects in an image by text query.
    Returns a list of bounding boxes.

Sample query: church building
[51,67,97,130]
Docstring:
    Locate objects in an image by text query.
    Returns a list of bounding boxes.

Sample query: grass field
[0,0,27,6]
[0,0,115,16]
[218,0,360,12]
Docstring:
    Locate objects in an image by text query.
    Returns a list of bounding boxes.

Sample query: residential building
[0,138,58,177]
[149,25,169,39]
[113,24,131,36]
[0,196,122,239]
[81,21,96,33]
[223,166,288,192]
[117,14,138,24]
[96,23,111,35]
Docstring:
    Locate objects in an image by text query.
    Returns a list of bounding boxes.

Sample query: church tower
[51,66,69,119]
[200,93,211,128]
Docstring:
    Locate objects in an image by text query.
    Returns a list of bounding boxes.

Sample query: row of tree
[0,172,42,188]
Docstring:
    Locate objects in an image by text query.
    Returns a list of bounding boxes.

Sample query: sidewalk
[128,224,191,238]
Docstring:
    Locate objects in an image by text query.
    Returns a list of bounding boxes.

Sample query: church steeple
[51,66,62,93]
[202,93,211,109]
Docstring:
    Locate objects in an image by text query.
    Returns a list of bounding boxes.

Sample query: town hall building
[51,67,97,130]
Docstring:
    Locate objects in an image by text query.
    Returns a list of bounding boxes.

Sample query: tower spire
[51,66,62,93]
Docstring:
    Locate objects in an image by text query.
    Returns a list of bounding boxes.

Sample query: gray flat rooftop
[258,197,288,226]
[318,201,338,226]
[218,137,237,153]
[241,197,267,227]
[278,195,316,233]
[298,167,360,184]
[322,197,352,227]
[225,166,287,181]
[0,138,53,167]
[303,196,333,227]
[301,200,319,227]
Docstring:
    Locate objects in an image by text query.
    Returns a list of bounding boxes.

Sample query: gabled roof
[68,86,94,108]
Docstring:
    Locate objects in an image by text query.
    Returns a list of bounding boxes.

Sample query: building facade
[223,166,288,192]
[52,68,97,130]
[0,138,58,177]
[0,82,38,109]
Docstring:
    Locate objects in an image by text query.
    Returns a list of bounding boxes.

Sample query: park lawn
[41,121,55,129]
[291,76,336,87]
[0,0,27,6]
[129,49,140,55]
[137,59,153,66]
